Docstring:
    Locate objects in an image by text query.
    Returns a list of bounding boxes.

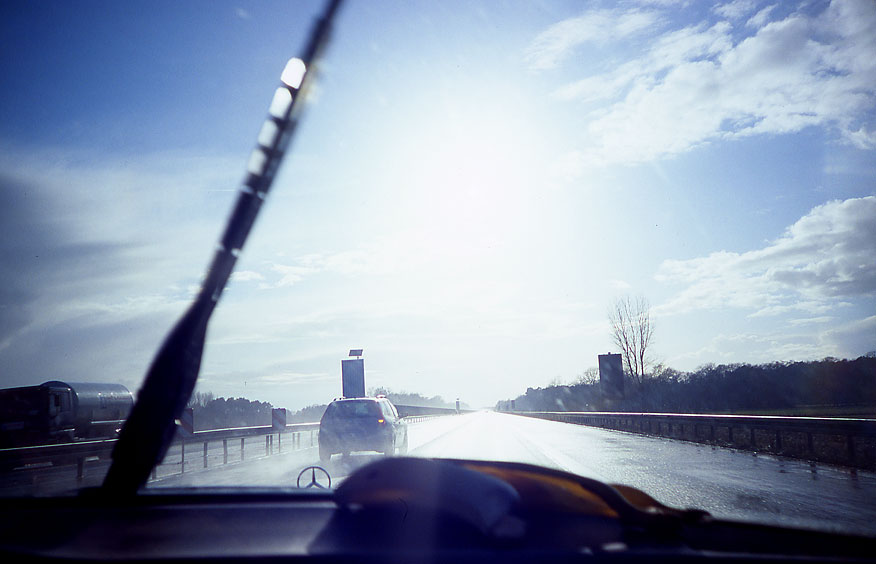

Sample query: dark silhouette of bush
[192,396,274,431]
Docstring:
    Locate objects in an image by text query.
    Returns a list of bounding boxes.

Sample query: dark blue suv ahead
[318,397,408,463]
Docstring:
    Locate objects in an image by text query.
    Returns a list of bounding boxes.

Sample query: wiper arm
[103,0,344,495]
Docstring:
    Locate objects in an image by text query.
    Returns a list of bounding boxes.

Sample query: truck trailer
[0,381,133,447]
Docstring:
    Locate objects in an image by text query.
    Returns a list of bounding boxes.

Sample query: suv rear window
[323,400,381,420]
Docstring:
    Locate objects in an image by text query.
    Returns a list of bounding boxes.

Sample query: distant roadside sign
[341,358,366,398]
[598,353,624,399]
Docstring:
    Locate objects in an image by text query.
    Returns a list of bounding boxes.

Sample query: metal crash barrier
[0,403,462,490]
[152,419,322,480]
[514,411,876,470]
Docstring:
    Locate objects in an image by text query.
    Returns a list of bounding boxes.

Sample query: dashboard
[2,458,875,564]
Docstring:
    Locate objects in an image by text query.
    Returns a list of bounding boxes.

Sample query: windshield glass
[1,0,874,539]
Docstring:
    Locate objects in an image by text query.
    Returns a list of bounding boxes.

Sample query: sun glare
[372,98,549,298]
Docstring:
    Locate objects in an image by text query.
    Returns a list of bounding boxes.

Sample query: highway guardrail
[0,421,322,483]
[0,404,462,486]
[514,411,876,470]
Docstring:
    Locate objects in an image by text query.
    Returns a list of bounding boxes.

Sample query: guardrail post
[278,432,282,453]
[223,439,228,464]
[180,439,186,474]
[76,458,84,481]
[265,435,270,456]
[775,430,782,452]
[241,437,245,461]
[180,408,194,438]
[203,441,208,468]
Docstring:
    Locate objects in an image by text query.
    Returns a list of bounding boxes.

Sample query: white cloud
[747,301,848,318]
[714,0,758,21]
[231,270,264,282]
[635,0,687,5]
[0,146,239,253]
[820,315,876,357]
[746,4,777,28]
[666,326,854,367]
[655,196,876,315]
[266,263,319,288]
[255,371,334,385]
[787,316,834,326]
[845,127,876,150]
[542,0,876,167]
[0,145,242,389]
[525,9,661,70]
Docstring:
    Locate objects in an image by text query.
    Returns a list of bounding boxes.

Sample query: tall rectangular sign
[341,358,366,398]
[598,353,624,399]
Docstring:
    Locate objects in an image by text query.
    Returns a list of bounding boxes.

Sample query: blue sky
[1,0,874,410]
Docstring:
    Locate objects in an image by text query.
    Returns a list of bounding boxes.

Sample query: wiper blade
[103,0,344,495]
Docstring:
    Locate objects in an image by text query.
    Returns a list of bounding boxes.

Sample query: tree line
[187,395,324,430]
[496,355,876,415]
[185,389,462,430]
[368,387,465,410]
[188,395,275,431]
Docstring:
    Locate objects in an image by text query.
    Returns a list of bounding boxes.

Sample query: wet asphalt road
[150,411,876,536]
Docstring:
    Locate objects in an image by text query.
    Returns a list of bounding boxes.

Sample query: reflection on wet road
[151,411,876,536]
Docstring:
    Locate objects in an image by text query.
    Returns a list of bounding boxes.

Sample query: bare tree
[608,295,654,387]
[187,390,215,409]
[574,366,600,385]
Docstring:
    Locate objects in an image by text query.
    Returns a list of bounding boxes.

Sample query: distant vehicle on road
[0,381,133,448]
[318,396,408,463]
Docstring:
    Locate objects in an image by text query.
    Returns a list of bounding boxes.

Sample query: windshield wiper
[102,0,344,495]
